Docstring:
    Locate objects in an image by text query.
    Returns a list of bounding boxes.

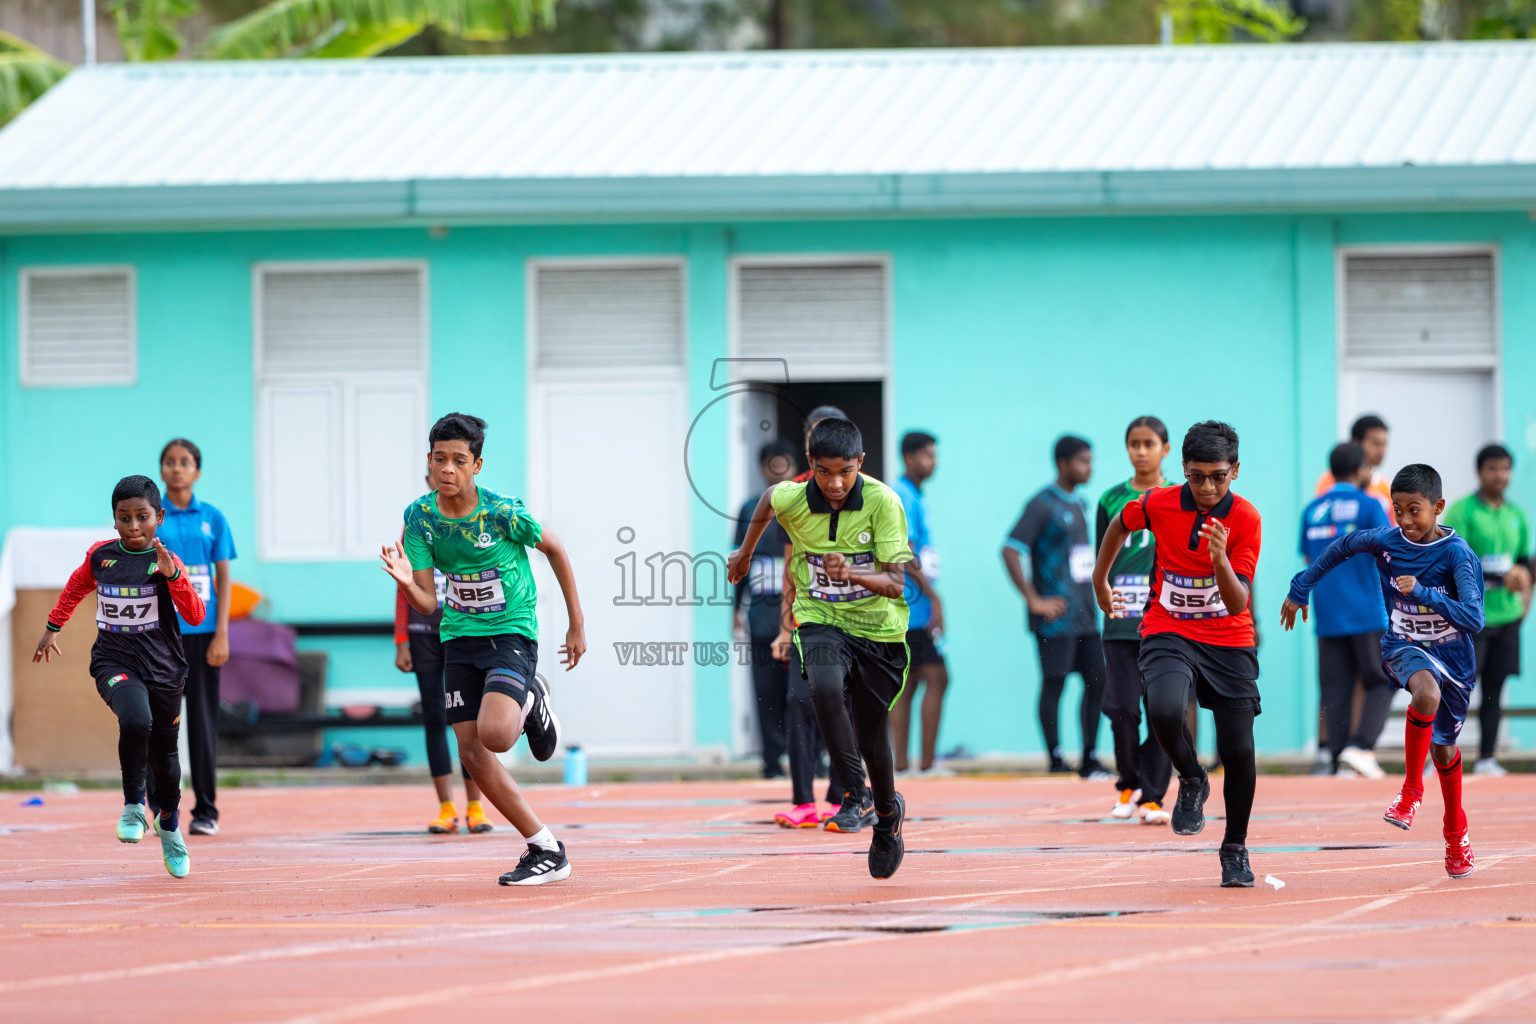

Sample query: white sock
[526,826,558,852]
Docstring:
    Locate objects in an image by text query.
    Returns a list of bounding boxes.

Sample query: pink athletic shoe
[773,803,823,828]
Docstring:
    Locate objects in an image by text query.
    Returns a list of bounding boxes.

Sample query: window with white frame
[255,264,428,560]
[532,263,686,372]
[735,261,888,378]
[19,267,136,388]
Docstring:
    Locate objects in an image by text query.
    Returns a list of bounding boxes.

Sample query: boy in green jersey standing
[383,413,588,886]
[729,418,913,879]
[1442,444,1533,775]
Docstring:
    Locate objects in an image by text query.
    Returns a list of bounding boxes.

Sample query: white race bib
[1110,574,1151,619]
[187,564,212,603]
[806,552,875,603]
[445,569,506,614]
[1390,599,1458,645]
[749,555,785,597]
[96,584,160,633]
[918,543,941,583]
[1481,553,1514,580]
[1069,544,1095,584]
[1158,571,1228,620]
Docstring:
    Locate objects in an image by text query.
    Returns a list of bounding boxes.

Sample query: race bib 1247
[96,584,160,633]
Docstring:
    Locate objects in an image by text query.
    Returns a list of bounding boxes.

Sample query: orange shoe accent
[465,802,493,834]
[428,804,459,834]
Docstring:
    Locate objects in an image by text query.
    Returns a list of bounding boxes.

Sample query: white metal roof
[3,43,1536,226]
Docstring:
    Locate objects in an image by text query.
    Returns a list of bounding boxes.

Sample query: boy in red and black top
[33,475,205,879]
[1092,421,1263,888]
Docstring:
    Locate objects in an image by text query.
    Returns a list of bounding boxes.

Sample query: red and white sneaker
[773,803,823,829]
[1109,788,1141,820]
[1445,831,1475,878]
[1383,789,1421,831]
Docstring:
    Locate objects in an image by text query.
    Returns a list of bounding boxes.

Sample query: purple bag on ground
[220,619,301,713]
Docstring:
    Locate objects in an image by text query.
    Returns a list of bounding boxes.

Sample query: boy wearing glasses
[1092,421,1263,888]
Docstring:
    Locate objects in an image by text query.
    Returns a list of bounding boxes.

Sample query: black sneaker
[521,674,562,763]
[1079,756,1114,781]
[1171,772,1209,836]
[1219,842,1254,887]
[823,791,875,833]
[1048,757,1073,774]
[868,792,906,879]
[498,840,572,886]
[188,817,219,836]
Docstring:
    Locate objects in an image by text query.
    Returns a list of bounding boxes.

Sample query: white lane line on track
[828,877,1476,1024]
[1416,967,1536,1023]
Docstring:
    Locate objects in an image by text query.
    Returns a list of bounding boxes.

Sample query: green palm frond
[206,0,557,59]
[0,32,70,127]
[1163,0,1305,42]
[107,0,202,61]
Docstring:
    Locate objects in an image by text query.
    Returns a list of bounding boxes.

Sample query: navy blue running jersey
[1287,526,1485,684]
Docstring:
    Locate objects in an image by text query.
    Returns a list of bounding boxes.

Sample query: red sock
[1403,709,1434,798]
[1436,751,1467,835]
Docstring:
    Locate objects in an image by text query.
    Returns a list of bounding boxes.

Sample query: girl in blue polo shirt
[158,438,237,836]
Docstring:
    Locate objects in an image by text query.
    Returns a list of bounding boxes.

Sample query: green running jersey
[1442,493,1531,628]
[1096,479,1159,642]
[772,475,913,643]
[402,487,543,642]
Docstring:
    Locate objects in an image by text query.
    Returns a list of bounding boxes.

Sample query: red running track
[1,774,1533,1023]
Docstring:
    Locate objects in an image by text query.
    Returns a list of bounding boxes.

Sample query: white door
[528,259,692,757]
[530,381,693,756]
[1339,370,1496,503]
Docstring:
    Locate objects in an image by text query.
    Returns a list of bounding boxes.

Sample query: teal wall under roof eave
[3,210,1533,759]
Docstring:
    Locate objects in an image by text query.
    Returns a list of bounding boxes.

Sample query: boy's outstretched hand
[380,542,414,587]
[33,631,61,663]
[153,538,176,578]
[1279,598,1308,631]
[560,624,587,670]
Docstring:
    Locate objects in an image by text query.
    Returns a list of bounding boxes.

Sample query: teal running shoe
[116,804,149,844]
[157,825,191,878]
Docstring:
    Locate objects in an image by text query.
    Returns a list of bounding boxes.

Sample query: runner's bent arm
[535,529,587,669]
[727,488,777,584]
[1401,553,1485,635]
[34,547,100,662]
[162,548,207,627]
[1092,515,1131,615]
[1281,529,1376,629]
[1201,519,1250,616]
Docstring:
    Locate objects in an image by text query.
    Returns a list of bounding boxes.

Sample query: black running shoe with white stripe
[498,841,572,886]
[521,674,561,762]
[1171,771,1209,836]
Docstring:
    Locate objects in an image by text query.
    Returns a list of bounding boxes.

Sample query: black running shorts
[795,622,910,710]
[1137,632,1261,714]
[442,634,540,726]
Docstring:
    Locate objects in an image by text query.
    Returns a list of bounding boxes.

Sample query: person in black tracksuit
[34,475,205,878]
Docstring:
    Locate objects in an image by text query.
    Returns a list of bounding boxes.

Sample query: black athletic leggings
[410,635,472,782]
[803,655,896,816]
[110,681,181,819]
[1144,674,1256,847]
[1479,673,1510,761]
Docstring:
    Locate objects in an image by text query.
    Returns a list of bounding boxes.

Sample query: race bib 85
[187,564,212,603]
[1159,571,1228,620]
[806,552,875,603]
[446,569,506,614]
[1069,544,1095,584]
[749,555,785,597]
[96,584,160,633]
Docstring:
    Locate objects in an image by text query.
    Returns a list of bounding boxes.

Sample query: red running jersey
[1120,484,1262,648]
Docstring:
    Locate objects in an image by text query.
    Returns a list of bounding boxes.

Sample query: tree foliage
[0,31,70,126]
[205,0,556,58]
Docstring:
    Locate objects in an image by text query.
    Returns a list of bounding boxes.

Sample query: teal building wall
[3,210,1533,761]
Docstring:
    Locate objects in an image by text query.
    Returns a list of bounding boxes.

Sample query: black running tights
[805,659,896,817]
[1040,669,1106,761]
[112,683,181,818]
[1479,671,1510,761]
[1144,673,1256,846]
